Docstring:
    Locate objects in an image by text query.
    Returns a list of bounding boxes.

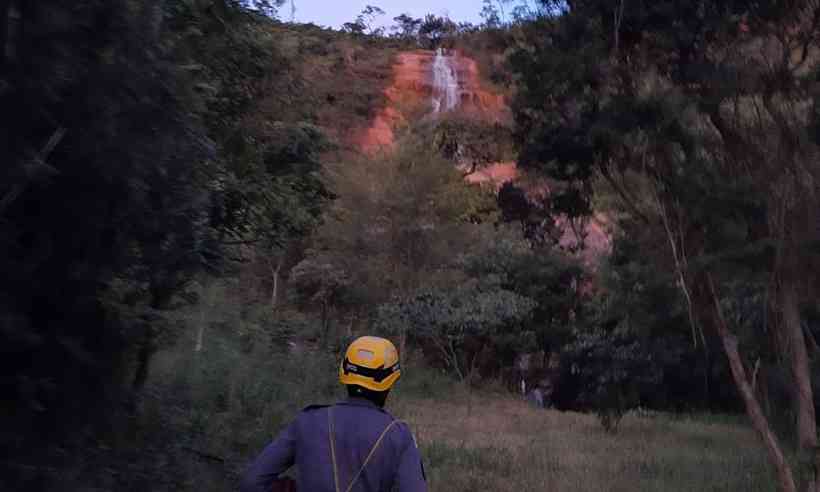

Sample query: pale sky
[288,1,485,29]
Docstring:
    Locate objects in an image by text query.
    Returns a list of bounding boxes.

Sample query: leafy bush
[562,328,661,432]
[374,282,536,382]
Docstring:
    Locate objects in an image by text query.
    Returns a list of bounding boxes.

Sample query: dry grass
[390,392,776,492]
[79,331,777,492]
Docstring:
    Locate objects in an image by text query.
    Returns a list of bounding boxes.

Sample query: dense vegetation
[2,1,820,491]
[508,0,820,489]
[0,1,391,487]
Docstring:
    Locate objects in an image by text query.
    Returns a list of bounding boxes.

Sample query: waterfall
[432,48,459,113]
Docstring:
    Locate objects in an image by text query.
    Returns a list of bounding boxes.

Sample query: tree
[392,13,422,44]
[374,282,535,383]
[291,135,502,349]
[562,326,661,432]
[480,0,542,28]
[344,5,386,37]
[237,0,286,17]
[0,0,216,445]
[418,14,457,49]
[289,258,352,342]
[510,1,820,489]
[459,228,584,355]
[480,0,503,29]
[0,1,333,467]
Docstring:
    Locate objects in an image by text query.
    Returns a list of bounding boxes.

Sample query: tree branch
[0,127,66,217]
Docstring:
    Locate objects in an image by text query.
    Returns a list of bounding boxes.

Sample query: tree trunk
[708,274,797,492]
[132,330,152,391]
[270,258,282,308]
[782,281,816,451]
[10,0,21,63]
[613,0,625,55]
[195,282,213,353]
[759,365,773,419]
[399,328,406,362]
[195,318,205,353]
[0,0,9,70]
[133,283,173,391]
[321,301,330,346]
[781,281,820,492]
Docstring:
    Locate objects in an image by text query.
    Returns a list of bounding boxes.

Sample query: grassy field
[388,382,776,492]
[59,325,777,492]
[151,343,777,492]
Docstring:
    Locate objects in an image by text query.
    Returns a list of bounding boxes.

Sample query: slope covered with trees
[509,0,820,489]
[0,1,395,487]
[4,1,820,491]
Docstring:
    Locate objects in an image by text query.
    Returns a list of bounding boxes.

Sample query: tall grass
[56,304,779,492]
[397,397,777,492]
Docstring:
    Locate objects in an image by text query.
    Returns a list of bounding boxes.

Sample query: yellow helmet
[339,336,401,392]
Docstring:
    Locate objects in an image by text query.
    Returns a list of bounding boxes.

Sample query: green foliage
[480,0,504,29]
[430,115,516,164]
[374,282,536,381]
[1,0,217,450]
[0,1,337,472]
[551,229,739,418]
[370,222,583,383]
[10,0,814,488]
[292,137,502,330]
[344,5,386,37]
[419,14,458,49]
[509,0,820,432]
[212,122,331,247]
[459,228,584,351]
[562,326,661,432]
[391,14,423,44]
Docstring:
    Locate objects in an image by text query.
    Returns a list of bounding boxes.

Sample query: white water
[432,48,459,113]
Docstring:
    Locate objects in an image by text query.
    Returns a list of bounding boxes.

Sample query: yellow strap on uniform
[329,407,341,492]
[328,406,401,492]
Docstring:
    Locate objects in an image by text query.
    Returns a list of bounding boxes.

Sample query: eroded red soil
[355,50,510,154]
[357,50,611,266]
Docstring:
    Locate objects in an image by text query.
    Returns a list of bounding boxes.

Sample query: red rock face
[466,163,612,269]
[355,50,511,154]
[355,50,432,154]
[450,54,510,123]
[463,162,519,188]
[357,50,611,267]
[556,214,613,271]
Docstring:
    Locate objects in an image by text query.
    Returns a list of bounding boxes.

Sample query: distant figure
[528,387,545,409]
[240,336,427,492]
[520,378,526,397]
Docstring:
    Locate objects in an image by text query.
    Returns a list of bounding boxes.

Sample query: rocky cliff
[357,49,611,266]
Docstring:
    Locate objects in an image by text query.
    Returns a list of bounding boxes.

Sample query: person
[240,336,427,492]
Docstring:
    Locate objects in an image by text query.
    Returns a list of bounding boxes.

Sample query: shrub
[561,328,661,432]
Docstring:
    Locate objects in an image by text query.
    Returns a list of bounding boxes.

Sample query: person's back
[240,336,427,492]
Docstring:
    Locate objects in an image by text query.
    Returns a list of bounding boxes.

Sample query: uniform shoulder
[301,403,331,412]
[390,419,418,447]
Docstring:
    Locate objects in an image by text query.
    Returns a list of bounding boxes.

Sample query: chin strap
[328,406,401,492]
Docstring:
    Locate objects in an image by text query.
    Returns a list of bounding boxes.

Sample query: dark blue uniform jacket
[240,398,427,492]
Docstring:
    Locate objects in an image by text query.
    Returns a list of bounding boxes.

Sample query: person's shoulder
[390,419,419,449]
[295,403,331,423]
[301,403,331,412]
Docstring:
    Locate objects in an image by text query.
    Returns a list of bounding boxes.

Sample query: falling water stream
[432,48,459,113]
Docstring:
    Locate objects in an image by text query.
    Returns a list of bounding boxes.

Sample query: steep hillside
[12,3,816,491]
[352,47,611,266]
[356,49,511,154]
[256,23,399,153]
